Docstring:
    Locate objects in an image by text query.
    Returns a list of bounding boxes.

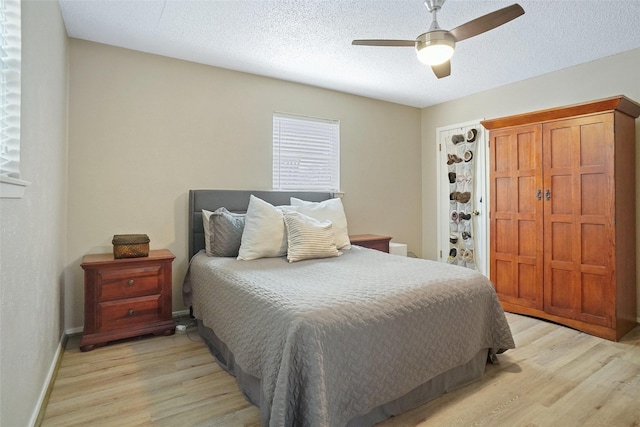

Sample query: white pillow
[290,197,351,249]
[238,195,295,260]
[284,211,341,263]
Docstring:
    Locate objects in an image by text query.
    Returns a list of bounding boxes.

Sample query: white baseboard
[29,333,66,427]
[173,309,190,318]
[65,326,83,335]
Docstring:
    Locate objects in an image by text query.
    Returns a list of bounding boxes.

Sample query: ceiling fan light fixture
[416,31,455,65]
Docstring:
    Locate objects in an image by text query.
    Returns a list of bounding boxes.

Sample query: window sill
[1,175,30,199]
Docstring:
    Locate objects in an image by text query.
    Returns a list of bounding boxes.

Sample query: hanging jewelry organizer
[445,126,478,269]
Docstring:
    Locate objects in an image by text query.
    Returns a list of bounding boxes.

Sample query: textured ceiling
[58,0,640,108]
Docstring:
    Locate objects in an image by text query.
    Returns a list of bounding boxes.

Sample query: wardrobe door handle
[536,189,542,201]
[545,189,551,201]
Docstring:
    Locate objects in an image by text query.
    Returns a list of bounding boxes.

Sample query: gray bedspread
[184,246,515,427]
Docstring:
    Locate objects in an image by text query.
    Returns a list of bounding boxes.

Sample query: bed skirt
[197,320,490,426]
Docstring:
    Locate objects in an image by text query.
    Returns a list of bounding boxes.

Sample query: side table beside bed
[80,248,175,351]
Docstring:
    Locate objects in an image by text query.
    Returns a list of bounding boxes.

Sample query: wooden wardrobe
[481,96,640,341]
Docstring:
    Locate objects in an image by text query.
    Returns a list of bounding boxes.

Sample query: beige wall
[0,1,68,426]
[66,39,422,329]
[421,48,640,319]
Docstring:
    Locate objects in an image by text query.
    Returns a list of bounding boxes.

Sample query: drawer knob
[127,279,135,286]
[128,309,135,317]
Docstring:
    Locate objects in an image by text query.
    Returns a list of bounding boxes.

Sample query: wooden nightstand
[349,234,392,253]
[80,249,176,351]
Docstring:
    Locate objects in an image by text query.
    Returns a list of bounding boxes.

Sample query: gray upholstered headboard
[188,189,333,259]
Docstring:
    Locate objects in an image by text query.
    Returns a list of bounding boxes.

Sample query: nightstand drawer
[98,265,162,301]
[98,295,161,331]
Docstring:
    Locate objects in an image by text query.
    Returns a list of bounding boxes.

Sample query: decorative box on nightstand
[349,234,392,253]
[80,249,175,352]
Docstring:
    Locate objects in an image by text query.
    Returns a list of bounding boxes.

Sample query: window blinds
[0,0,20,178]
[272,113,340,191]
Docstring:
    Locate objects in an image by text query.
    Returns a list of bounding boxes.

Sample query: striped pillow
[284,211,342,263]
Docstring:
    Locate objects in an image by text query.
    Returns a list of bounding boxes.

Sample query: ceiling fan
[352,0,525,79]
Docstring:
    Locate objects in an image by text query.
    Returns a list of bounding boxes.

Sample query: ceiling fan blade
[352,39,415,47]
[449,3,524,42]
[431,61,451,79]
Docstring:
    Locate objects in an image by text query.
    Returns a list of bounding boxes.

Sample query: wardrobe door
[490,124,543,309]
[542,114,615,327]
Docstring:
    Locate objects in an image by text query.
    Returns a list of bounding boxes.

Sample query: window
[0,0,26,198]
[272,113,340,192]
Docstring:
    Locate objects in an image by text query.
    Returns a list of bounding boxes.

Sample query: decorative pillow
[238,195,296,261]
[202,209,216,256]
[284,211,341,263]
[290,197,351,249]
[202,207,245,257]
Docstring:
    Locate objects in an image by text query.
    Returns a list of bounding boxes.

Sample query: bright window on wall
[0,0,25,198]
[272,113,340,192]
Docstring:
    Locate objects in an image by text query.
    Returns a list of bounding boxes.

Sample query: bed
[183,189,515,427]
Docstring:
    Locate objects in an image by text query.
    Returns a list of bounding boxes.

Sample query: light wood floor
[40,313,640,427]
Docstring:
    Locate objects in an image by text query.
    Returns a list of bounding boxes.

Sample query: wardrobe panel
[550,222,573,262]
[494,135,512,171]
[581,223,607,267]
[495,260,514,296]
[550,175,574,215]
[580,122,607,167]
[495,178,511,213]
[581,174,607,215]
[518,176,536,213]
[581,273,608,320]
[518,263,538,302]
[495,218,512,254]
[549,127,572,169]
[549,268,574,309]
[516,131,536,170]
[518,220,536,257]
